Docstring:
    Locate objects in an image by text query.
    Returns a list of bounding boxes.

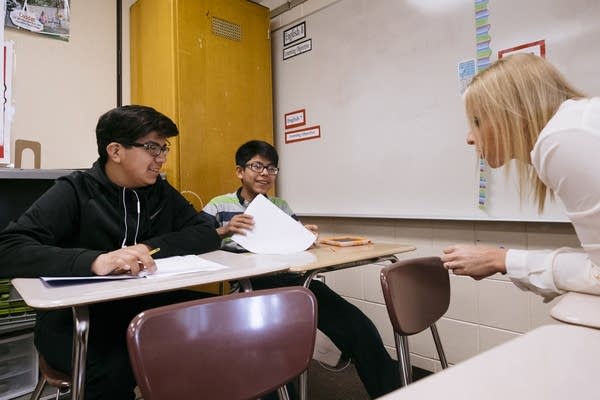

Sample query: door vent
[212,17,242,41]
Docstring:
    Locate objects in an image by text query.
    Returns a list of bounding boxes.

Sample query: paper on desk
[41,255,229,284]
[232,194,316,254]
[145,255,228,277]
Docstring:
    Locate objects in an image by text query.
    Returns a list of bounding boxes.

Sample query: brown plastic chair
[29,355,71,400]
[127,287,318,400]
[380,257,450,386]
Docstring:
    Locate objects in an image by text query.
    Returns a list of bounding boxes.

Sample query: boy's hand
[304,224,319,236]
[217,214,254,238]
[91,244,157,276]
[304,224,319,243]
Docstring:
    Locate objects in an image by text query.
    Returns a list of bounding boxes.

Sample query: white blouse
[506,98,600,301]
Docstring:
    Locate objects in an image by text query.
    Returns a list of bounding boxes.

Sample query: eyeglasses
[244,162,279,175]
[128,142,170,157]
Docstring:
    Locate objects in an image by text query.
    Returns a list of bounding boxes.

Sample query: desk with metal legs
[288,242,416,400]
[11,252,290,400]
[291,242,416,286]
[13,243,416,400]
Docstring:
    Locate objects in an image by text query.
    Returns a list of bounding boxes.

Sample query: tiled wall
[303,217,578,371]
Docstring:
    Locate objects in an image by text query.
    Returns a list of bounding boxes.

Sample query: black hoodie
[0,160,220,277]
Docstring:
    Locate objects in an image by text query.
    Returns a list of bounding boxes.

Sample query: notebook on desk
[319,236,372,247]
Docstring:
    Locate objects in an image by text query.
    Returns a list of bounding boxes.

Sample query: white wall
[5,0,116,169]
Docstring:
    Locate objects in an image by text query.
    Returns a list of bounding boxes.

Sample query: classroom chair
[380,257,450,387]
[29,355,71,400]
[126,287,318,400]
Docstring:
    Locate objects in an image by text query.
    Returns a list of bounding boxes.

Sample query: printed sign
[10,8,43,31]
[283,21,306,46]
[285,125,320,144]
[458,58,476,94]
[284,109,306,129]
[283,39,312,60]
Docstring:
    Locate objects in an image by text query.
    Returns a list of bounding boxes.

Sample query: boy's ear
[235,165,244,179]
[106,142,122,163]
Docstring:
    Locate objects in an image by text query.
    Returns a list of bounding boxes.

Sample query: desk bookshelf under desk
[0,169,76,400]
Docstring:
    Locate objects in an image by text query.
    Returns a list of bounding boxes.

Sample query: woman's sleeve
[509,128,600,301]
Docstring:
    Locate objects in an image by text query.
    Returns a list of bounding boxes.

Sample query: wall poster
[5,0,71,41]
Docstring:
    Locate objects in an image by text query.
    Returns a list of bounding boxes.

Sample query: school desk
[289,242,417,286]
[287,241,416,399]
[551,291,600,329]
[11,256,291,400]
[375,324,600,399]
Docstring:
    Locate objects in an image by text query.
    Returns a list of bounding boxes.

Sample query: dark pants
[252,274,401,399]
[34,290,211,400]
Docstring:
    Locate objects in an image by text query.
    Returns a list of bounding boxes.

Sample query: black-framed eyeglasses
[128,142,170,157]
[244,162,279,175]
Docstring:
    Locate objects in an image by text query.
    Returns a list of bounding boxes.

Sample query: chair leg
[29,376,47,400]
[298,370,308,400]
[394,332,412,386]
[277,386,291,400]
[430,323,448,369]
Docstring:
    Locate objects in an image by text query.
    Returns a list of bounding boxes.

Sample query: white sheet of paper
[41,255,229,284]
[144,255,228,277]
[232,194,316,254]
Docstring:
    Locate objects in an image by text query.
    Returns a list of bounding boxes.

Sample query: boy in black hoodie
[0,105,220,400]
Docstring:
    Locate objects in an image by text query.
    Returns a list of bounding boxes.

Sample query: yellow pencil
[149,248,161,257]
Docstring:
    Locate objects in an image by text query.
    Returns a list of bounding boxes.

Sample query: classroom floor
[46,360,431,400]
[308,359,432,400]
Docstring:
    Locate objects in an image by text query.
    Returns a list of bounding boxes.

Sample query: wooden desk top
[287,242,415,272]
[11,251,289,310]
[551,292,600,329]
[377,324,600,399]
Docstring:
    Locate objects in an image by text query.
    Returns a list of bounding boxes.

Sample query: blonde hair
[465,53,585,212]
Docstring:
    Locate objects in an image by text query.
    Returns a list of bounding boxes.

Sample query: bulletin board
[271,0,600,221]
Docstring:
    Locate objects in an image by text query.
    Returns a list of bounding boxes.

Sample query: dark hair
[96,105,178,164]
[235,140,278,166]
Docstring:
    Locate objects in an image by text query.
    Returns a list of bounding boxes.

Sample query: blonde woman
[441,53,600,302]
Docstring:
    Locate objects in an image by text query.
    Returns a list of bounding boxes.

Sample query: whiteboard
[272,0,600,221]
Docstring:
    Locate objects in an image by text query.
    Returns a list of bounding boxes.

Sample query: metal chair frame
[380,256,450,386]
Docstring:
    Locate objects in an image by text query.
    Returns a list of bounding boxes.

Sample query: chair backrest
[127,287,318,400]
[14,139,41,169]
[380,257,450,335]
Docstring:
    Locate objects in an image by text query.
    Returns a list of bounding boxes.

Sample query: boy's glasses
[244,162,279,175]
[129,142,170,157]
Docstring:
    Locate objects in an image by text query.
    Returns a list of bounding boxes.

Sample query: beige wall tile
[479,326,519,352]
[529,292,561,328]
[322,266,365,299]
[478,279,529,332]
[436,318,479,364]
[394,220,434,248]
[432,221,476,247]
[408,329,438,359]
[410,353,436,372]
[446,275,478,322]
[474,221,527,249]
[363,263,385,303]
